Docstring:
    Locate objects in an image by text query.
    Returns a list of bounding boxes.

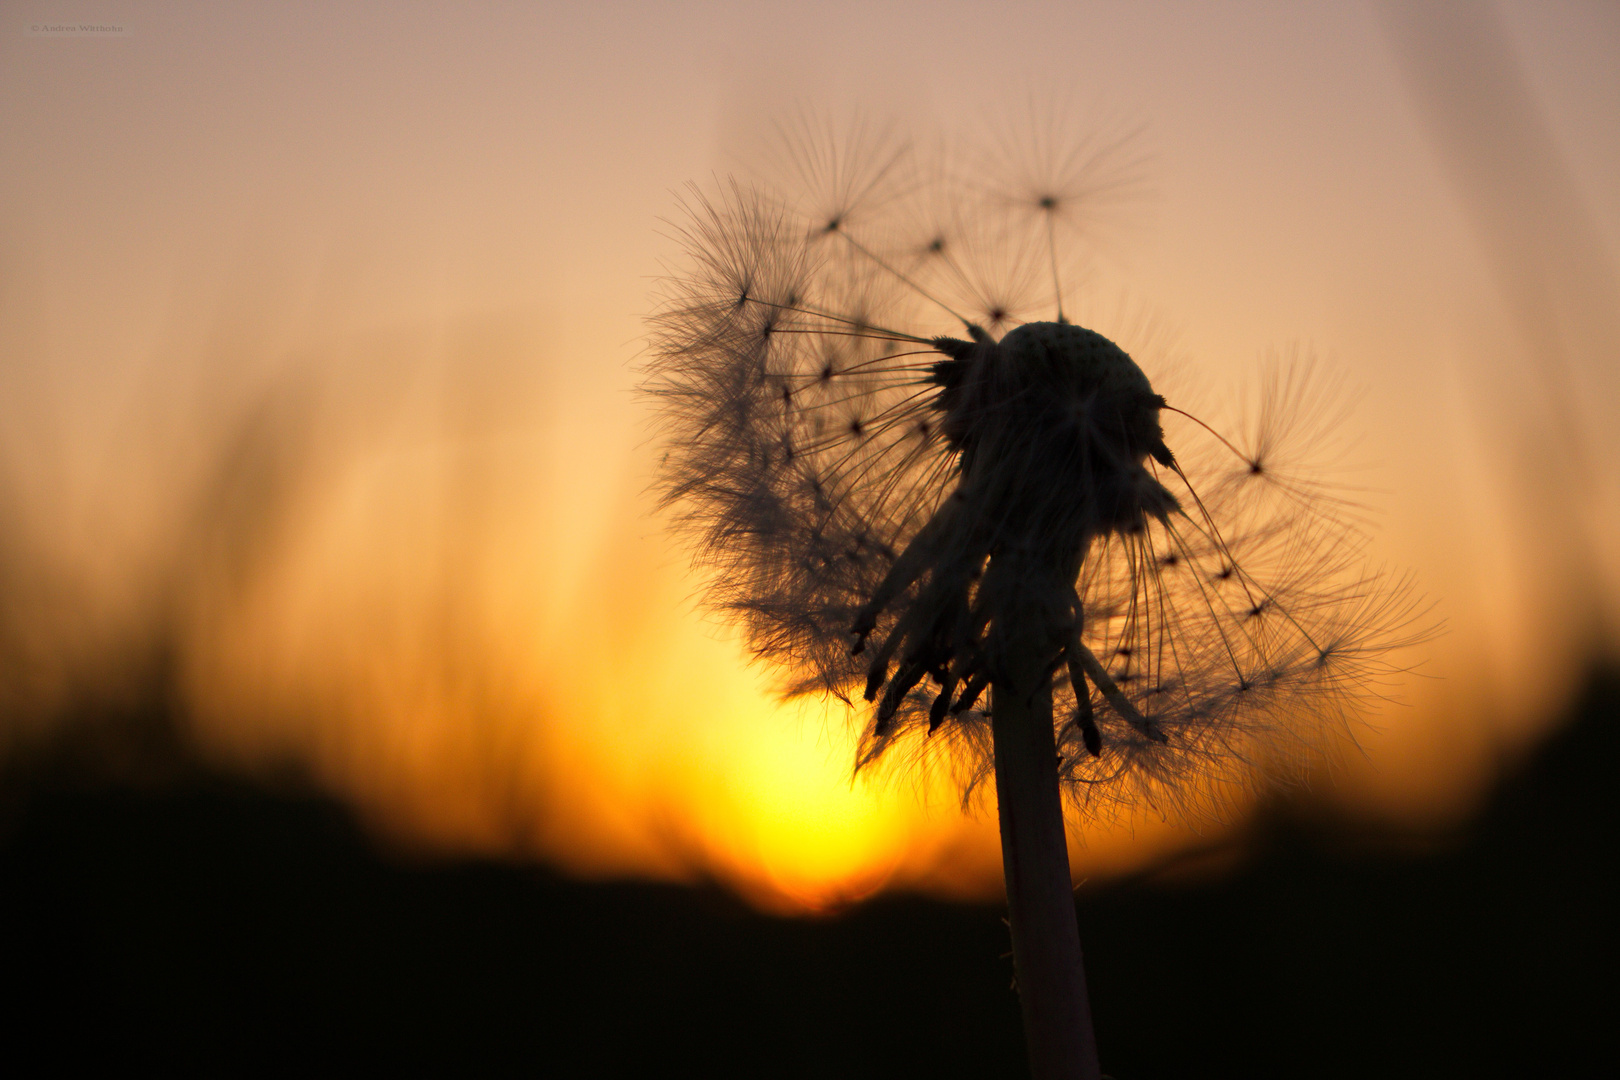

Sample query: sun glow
[4,1,1615,915]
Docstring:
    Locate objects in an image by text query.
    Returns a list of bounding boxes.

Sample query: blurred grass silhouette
[3,648,1614,1076]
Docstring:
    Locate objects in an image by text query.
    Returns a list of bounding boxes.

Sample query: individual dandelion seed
[643,118,1423,1080]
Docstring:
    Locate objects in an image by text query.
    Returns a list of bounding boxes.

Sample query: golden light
[3,2,1615,913]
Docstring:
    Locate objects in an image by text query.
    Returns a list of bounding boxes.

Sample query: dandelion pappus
[644,112,1426,823]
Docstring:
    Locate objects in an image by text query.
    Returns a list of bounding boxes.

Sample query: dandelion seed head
[644,115,1426,825]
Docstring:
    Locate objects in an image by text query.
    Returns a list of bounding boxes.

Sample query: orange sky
[3,1,1617,911]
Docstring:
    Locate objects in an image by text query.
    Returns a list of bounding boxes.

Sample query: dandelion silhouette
[645,115,1420,1079]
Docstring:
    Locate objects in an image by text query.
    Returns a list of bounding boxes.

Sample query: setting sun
[4,0,1615,917]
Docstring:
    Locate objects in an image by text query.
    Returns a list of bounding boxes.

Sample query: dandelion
[644,115,1421,1079]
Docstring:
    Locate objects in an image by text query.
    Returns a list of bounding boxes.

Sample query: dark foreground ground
[2,673,1615,1078]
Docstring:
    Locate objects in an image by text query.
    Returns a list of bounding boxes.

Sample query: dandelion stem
[992,640,1102,1080]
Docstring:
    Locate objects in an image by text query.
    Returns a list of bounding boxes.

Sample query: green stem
[992,667,1102,1080]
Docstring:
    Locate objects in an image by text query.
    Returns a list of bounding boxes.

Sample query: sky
[2,0,1617,911]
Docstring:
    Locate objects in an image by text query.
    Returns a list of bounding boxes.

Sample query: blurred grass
[2,661,1613,1078]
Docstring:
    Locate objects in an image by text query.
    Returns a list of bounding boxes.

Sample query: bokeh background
[3,1,1616,1075]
